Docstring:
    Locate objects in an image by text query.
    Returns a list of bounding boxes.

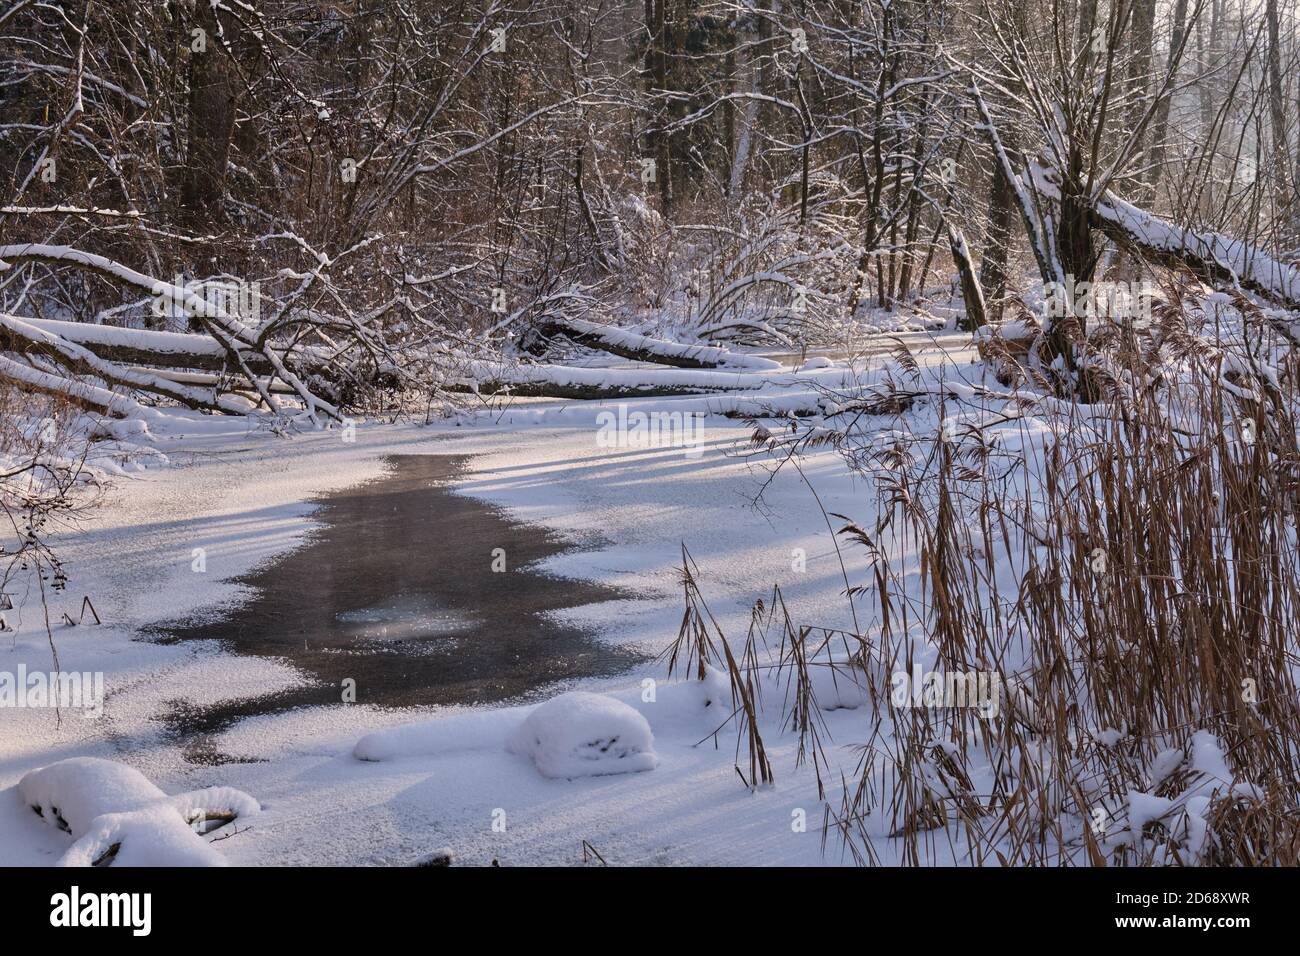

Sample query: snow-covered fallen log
[448,351,895,399]
[1090,192,1300,311]
[456,358,782,399]
[535,317,782,371]
[0,245,341,422]
[124,367,298,394]
[0,313,256,415]
[0,353,152,419]
[451,352,938,402]
[7,316,278,374]
[19,757,259,866]
[450,378,717,400]
[1026,165,1300,312]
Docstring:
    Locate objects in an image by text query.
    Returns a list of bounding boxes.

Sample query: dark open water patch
[150,454,644,762]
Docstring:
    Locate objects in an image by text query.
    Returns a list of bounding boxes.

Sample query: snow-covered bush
[683,195,859,349]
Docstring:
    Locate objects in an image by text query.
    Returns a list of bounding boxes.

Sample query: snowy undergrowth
[715,297,1300,865]
[0,384,172,642]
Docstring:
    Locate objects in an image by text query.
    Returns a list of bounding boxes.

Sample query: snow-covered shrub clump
[20,757,259,866]
[507,692,658,779]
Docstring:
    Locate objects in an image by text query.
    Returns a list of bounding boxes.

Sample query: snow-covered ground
[2,335,984,866]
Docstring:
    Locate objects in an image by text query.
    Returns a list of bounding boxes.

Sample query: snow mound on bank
[59,808,227,867]
[807,661,873,711]
[19,757,259,866]
[353,708,527,762]
[20,757,166,835]
[168,785,261,822]
[352,675,726,765]
[507,691,658,779]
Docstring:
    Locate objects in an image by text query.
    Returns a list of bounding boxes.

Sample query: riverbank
[1,397,879,865]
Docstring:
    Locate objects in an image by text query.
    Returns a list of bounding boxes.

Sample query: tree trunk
[979,160,1016,322]
[948,225,988,332]
[180,3,240,219]
[1146,0,1189,196]
[1265,0,1291,219]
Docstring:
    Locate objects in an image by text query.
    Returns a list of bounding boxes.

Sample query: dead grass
[0,380,101,665]
[685,294,1300,865]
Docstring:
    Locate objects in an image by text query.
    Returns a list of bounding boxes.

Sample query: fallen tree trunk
[123,367,299,394]
[453,358,795,400]
[1025,165,1300,312]
[0,313,255,415]
[447,380,717,400]
[446,351,894,400]
[1089,191,1300,311]
[2,316,278,374]
[0,353,147,418]
[0,245,341,422]
[532,317,783,371]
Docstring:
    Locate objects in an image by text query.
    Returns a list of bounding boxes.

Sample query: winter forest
[1,0,1299,879]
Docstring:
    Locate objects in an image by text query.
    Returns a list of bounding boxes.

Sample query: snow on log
[0,313,256,415]
[125,367,298,394]
[1090,192,1300,310]
[0,245,341,422]
[506,691,658,778]
[456,358,789,399]
[8,316,277,374]
[450,378,718,400]
[453,353,906,401]
[0,354,151,419]
[1026,165,1300,311]
[19,757,259,866]
[536,317,783,370]
[0,245,262,339]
